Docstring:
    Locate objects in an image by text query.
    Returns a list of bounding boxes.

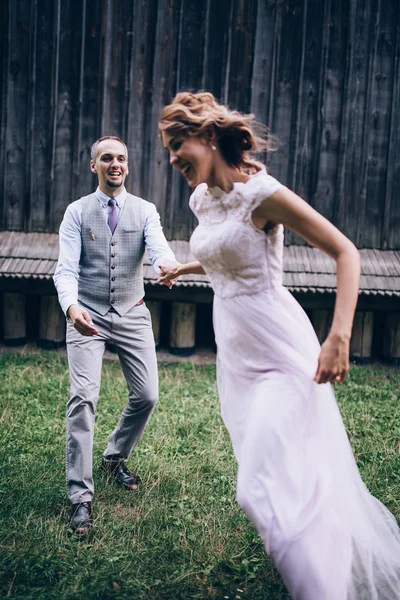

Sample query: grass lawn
[0,353,399,599]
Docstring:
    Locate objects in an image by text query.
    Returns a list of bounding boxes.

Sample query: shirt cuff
[61,296,79,317]
[153,252,177,274]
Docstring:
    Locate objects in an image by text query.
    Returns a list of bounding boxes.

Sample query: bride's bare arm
[253,187,360,385]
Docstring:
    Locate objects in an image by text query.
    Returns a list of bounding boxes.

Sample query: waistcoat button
[111,265,116,269]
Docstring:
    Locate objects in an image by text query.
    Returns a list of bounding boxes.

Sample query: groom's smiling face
[90,139,129,195]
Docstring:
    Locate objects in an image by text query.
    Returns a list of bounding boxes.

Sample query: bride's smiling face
[162,131,215,187]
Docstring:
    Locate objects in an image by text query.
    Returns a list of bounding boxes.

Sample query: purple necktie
[108,198,118,234]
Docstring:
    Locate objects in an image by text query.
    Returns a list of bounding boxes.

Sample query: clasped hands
[157,259,183,288]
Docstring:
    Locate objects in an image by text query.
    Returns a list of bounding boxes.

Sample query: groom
[54,136,177,534]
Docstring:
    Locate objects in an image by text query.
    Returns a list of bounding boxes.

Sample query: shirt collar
[95,186,127,208]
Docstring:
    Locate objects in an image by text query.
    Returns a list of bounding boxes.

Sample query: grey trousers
[66,302,158,504]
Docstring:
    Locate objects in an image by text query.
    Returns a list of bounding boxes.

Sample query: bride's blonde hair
[159,91,276,172]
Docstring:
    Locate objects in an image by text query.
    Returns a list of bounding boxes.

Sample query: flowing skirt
[213,286,400,599]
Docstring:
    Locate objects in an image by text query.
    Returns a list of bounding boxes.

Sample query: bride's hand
[314,333,350,384]
[157,259,182,288]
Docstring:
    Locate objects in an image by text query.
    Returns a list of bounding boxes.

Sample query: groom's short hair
[90,136,128,162]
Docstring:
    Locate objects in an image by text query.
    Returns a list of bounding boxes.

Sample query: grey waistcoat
[79,192,146,316]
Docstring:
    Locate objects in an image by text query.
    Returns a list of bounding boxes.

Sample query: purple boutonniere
[87,227,95,241]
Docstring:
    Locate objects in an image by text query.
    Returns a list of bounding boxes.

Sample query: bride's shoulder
[231,169,284,225]
[238,169,284,212]
[246,168,283,195]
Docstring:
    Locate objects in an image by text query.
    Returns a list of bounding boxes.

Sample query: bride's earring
[211,143,216,151]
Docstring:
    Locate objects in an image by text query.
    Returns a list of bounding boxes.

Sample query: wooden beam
[3,292,26,345]
[38,294,65,349]
[383,312,400,359]
[311,309,332,344]
[169,301,196,356]
[350,311,374,359]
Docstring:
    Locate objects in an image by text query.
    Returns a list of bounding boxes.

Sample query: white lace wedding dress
[189,169,400,599]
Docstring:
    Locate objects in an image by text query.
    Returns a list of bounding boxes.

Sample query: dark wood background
[1,0,399,248]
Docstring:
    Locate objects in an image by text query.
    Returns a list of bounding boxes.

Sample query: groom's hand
[67,305,99,336]
[157,259,182,289]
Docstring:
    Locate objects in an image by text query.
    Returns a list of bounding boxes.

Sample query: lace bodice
[189,170,285,298]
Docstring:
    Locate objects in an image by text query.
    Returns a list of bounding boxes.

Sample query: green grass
[0,354,399,600]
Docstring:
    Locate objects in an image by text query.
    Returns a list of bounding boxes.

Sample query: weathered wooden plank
[290,0,307,194]
[361,0,397,248]
[382,7,400,250]
[25,0,38,232]
[370,249,400,276]
[48,0,61,230]
[76,0,104,202]
[53,0,98,229]
[222,0,234,106]
[250,0,276,176]
[26,1,55,232]
[38,294,65,348]
[101,0,133,138]
[0,0,9,230]
[307,0,331,213]
[163,0,208,240]
[53,0,98,226]
[176,0,207,91]
[383,312,400,359]
[99,0,113,136]
[311,308,332,344]
[70,0,87,204]
[311,0,344,225]
[351,0,375,247]
[146,0,185,236]
[332,0,357,239]
[126,0,160,200]
[4,0,32,231]
[335,0,373,246]
[3,292,26,344]
[169,301,196,354]
[225,0,258,111]
[202,0,233,99]
[350,311,374,358]
[263,0,284,184]
[267,0,304,243]
[138,0,168,203]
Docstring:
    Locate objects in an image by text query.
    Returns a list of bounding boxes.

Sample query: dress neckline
[207,168,266,199]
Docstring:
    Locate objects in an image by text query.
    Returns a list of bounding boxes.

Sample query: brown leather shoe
[101,457,141,491]
[70,501,93,535]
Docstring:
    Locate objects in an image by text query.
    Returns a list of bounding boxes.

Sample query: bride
[157,91,400,599]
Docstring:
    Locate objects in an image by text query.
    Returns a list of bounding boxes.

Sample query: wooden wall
[1,0,399,248]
